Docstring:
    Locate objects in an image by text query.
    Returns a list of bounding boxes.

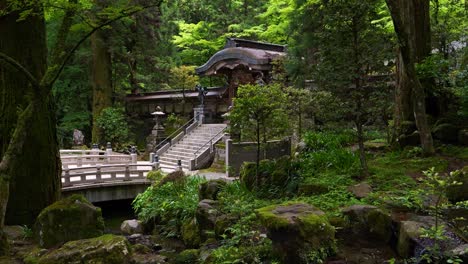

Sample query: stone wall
[225,138,291,177]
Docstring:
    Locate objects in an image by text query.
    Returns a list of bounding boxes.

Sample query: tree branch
[0,52,39,88]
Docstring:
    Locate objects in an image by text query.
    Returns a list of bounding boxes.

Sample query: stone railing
[189,130,227,170]
[62,163,157,187]
[61,155,135,168]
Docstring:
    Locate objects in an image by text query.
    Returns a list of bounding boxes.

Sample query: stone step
[159,156,191,164]
[164,149,196,156]
[163,153,196,160]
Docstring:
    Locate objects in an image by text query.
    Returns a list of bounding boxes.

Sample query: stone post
[149,152,155,163]
[226,138,233,177]
[177,159,183,171]
[193,105,205,124]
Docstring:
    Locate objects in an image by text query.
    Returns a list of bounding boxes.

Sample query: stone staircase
[158,124,227,172]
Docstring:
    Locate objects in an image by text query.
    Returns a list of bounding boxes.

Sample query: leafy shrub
[132,176,206,229]
[96,107,132,145]
[303,131,355,152]
[239,156,300,197]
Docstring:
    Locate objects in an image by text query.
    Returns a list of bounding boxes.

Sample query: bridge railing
[61,154,134,168]
[60,149,107,156]
[62,163,157,187]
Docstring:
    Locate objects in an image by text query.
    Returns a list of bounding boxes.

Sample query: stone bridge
[60,149,157,203]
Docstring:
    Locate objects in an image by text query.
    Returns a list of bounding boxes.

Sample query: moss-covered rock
[34,194,105,248]
[158,170,186,187]
[433,123,460,143]
[446,166,468,203]
[198,180,227,201]
[23,247,46,264]
[195,200,219,240]
[341,205,392,244]
[174,249,199,264]
[181,218,201,248]
[35,234,131,264]
[256,202,335,264]
[397,221,426,258]
[214,214,237,239]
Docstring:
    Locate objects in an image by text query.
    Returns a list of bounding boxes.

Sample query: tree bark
[386,0,435,155]
[0,6,61,226]
[91,29,113,144]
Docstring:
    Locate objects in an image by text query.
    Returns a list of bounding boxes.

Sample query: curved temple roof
[196,39,286,76]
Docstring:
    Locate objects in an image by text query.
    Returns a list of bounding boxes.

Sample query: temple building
[125,38,286,121]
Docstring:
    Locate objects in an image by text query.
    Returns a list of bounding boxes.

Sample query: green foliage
[229,84,289,143]
[164,113,188,136]
[168,65,200,90]
[240,157,300,197]
[95,107,131,145]
[132,176,206,230]
[300,131,359,175]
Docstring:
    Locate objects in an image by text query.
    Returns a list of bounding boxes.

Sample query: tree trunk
[386,0,435,155]
[91,29,113,144]
[0,7,61,226]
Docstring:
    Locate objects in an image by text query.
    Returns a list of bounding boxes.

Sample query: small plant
[21,225,33,239]
[412,168,463,263]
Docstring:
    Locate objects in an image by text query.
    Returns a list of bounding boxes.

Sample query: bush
[239,156,300,197]
[300,131,359,177]
[132,176,206,230]
[96,107,132,146]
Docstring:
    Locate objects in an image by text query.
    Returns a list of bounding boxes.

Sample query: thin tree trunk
[0,6,61,226]
[91,29,113,144]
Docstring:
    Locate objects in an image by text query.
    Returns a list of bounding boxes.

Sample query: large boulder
[198,180,227,201]
[433,123,459,143]
[256,202,335,264]
[120,219,144,235]
[341,205,392,244]
[35,194,104,248]
[33,234,131,264]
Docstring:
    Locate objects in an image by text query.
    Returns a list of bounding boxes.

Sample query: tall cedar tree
[386,0,435,155]
[0,2,61,227]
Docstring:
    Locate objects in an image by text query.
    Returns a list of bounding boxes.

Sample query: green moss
[132,244,151,254]
[255,204,290,229]
[37,234,131,264]
[366,209,392,242]
[181,219,201,248]
[35,194,105,248]
[174,249,200,264]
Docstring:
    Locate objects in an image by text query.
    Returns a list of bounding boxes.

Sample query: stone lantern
[146,106,165,153]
